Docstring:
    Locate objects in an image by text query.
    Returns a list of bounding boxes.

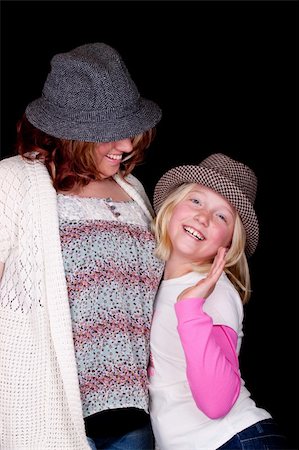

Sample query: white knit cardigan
[0,155,154,449]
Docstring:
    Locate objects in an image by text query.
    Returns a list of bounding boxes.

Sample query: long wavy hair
[16,114,156,191]
[152,183,251,303]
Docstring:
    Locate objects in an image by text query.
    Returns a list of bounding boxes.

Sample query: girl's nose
[114,139,133,153]
[194,210,210,226]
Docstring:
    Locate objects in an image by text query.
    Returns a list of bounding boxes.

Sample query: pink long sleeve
[175,297,241,419]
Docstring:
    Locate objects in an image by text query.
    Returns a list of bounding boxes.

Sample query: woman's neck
[57,178,131,201]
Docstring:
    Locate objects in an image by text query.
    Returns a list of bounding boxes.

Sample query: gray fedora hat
[25,42,162,142]
[153,153,259,256]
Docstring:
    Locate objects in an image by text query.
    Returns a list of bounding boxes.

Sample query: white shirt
[149,271,271,450]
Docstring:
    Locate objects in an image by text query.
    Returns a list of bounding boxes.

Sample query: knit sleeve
[0,158,20,263]
[175,297,241,419]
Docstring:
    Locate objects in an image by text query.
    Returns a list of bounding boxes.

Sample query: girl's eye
[216,213,227,222]
[190,198,201,205]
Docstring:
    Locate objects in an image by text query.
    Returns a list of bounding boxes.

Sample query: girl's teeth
[184,226,204,241]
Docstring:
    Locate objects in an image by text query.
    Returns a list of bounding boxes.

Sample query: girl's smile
[166,184,236,275]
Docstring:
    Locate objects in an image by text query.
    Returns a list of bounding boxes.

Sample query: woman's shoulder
[0,155,50,198]
[124,173,146,192]
[0,154,22,168]
[0,156,25,185]
[0,154,43,172]
[125,173,153,203]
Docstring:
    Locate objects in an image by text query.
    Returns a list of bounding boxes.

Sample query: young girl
[149,153,288,450]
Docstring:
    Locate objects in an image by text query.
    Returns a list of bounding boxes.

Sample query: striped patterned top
[58,194,164,418]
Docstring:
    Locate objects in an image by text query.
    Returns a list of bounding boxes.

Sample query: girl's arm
[175,297,240,419]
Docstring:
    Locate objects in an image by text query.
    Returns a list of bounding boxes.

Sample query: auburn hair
[16,114,156,191]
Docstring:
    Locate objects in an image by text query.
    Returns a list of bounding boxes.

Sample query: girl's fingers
[205,247,226,279]
[177,247,228,302]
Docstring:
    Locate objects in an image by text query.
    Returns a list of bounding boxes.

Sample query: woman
[0,42,164,449]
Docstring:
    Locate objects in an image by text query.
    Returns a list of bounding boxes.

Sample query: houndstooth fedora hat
[25,42,162,142]
[153,153,259,256]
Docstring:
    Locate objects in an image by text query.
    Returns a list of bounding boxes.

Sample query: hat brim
[153,165,259,256]
[25,97,162,142]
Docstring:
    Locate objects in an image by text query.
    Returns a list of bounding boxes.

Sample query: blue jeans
[218,419,289,449]
[87,422,154,450]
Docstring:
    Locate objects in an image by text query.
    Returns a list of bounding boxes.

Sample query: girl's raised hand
[177,247,227,302]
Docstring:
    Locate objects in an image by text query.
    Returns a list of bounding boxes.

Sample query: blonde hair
[152,183,251,303]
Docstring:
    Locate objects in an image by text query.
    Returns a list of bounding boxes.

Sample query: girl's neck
[163,258,194,280]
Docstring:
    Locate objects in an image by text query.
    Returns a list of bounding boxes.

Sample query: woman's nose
[114,139,133,153]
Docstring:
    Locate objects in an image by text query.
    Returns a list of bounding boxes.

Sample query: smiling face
[94,139,133,178]
[166,184,236,273]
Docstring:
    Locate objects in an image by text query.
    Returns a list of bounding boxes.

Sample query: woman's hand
[177,247,227,302]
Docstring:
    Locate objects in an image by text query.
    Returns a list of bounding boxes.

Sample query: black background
[1,1,297,448]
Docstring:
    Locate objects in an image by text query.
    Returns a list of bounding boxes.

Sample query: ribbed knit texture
[0,155,155,449]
